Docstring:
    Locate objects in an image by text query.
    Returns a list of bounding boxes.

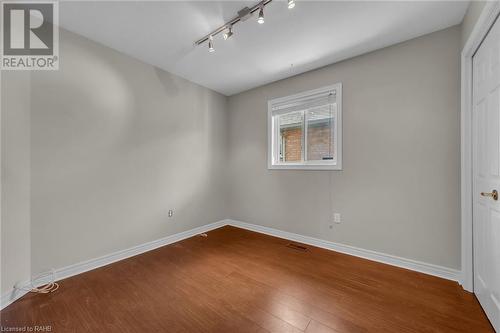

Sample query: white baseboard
[1,218,461,310]
[0,219,227,310]
[226,219,460,282]
[0,284,29,311]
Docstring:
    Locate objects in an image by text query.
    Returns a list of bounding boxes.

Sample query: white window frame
[267,83,343,170]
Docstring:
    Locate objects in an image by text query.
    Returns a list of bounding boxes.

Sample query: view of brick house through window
[279,105,334,162]
[269,83,342,170]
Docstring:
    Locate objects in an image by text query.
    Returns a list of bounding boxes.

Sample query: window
[268,83,342,170]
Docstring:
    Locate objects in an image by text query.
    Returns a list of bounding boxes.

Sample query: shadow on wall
[29,28,226,274]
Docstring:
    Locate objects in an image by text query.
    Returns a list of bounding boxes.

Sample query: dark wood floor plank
[0,226,494,332]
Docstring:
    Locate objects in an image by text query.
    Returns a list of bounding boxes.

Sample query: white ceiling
[58,1,469,96]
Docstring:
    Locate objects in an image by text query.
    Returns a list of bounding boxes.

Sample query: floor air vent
[286,243,308,251]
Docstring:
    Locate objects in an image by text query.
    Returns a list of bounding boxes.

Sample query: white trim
[267,163,342,171]
[0,286,28,312]
[0,219,227,310]
[227,219,460,282]
[267,83,343,171]
[460,1,500,292]
[1,217,462,310]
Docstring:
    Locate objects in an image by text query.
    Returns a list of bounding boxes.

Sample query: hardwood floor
[0,226,494,332]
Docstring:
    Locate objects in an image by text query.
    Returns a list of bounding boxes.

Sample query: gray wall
[461,1,487,48]
[1,71,32,295]
[1,22,464,293]
[29,29,228,273]
[227,26,461,269]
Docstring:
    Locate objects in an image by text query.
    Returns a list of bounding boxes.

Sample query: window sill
[268,163,342,171]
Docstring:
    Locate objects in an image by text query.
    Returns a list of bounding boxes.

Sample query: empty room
[1,0,499,332]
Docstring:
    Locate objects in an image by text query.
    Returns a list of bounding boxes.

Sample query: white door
[473,14,500,332]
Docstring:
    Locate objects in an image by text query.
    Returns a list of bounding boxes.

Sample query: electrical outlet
[168,209,174,218]
[334,213,341,224]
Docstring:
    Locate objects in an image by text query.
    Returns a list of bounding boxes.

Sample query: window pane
[306,104,335,161]
[278,111,303,162]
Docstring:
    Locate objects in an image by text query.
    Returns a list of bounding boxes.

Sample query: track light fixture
[223,25,233,40]
[257,5,265,24]
[208,36,215,53]
[195,0,296,52]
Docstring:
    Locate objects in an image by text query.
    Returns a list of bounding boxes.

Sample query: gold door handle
[481,190,498,201]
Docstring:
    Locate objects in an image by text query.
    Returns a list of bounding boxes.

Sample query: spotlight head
[223,26,233,40]
[288,0,295,9]
[257,6,264,24]
[208,36,215,52]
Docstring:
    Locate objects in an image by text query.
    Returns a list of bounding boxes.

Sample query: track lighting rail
[194,0,273,46]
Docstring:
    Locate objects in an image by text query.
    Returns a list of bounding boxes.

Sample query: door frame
[461,1,500,292]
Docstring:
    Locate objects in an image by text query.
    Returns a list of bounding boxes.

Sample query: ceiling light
[288,0,295,9]
[223,26,233,40]
[238,7,253,22]
[195,1,278,51]
[257,5,264,24]
[208,36,215,52]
